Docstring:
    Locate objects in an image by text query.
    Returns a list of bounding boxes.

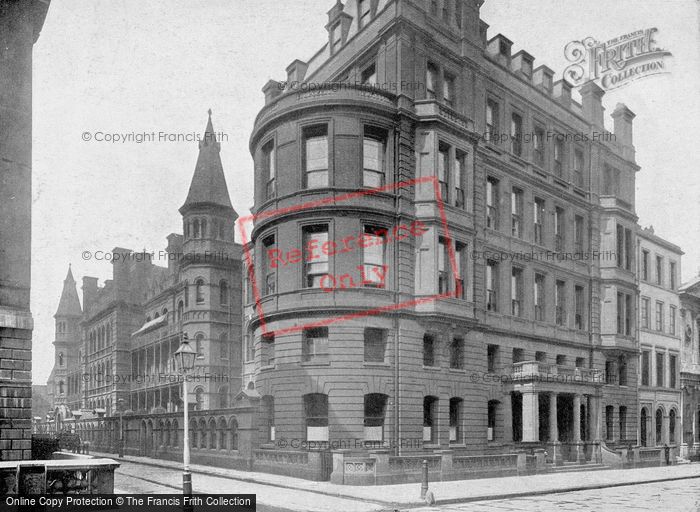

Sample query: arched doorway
[655,408,664,446]
[640,408,648,447]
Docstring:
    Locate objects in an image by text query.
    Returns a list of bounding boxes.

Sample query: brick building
[47,114,243,427]
[680,273,700,457]
[245,0,644,462]
[0,0,50,460]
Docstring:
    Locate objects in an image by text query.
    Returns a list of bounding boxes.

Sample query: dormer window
[543,74,553,92]
[361,62,377,86]
[522,59,532,79]
[358,0,371,28]
[499,40,509,57]
[331,23,342,53]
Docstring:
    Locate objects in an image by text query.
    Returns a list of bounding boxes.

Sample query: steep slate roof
[55,266,82,317]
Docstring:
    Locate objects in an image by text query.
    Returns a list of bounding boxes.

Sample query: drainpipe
[393,120,402,457]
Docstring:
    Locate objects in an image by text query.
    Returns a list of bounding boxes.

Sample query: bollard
[420,459,428,499]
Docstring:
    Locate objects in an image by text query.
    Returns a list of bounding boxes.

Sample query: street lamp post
[117,398,125,458]
[174,333,196,496]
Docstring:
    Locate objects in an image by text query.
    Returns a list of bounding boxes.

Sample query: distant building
[0,0,50,460]
[680,272,700,457]
[637,227,683,449]
[47,114,243,425]
[31,385,51,426]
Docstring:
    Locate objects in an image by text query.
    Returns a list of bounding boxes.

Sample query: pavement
[92,450,700,508]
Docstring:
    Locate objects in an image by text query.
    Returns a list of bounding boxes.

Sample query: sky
[30,0,700,385]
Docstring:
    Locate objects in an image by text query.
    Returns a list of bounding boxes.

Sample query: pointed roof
[179,110,234,214]
[55,266,82,317]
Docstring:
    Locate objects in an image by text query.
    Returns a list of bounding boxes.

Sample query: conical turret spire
[180,110,234,214]
[55,265,82,317]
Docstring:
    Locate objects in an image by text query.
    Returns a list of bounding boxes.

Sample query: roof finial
[208,108,212,117]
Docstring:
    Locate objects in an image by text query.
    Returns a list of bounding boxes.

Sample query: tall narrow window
[669,354,677,388]
[619,406,627,441]
[605,406,614,440]
[670,305,677,336]
[450,337,464,369]
[656,256,663,286]
[554,207,565,252]
[364,328,386,363]
[655,301,664,332]
[443,73,455,107]
[358,0,371,28]
[642,250,649,281]
[624,229,632,271]
[574,149,584,187]
[330,23,342,53]
[303,125,329,189]
[641,350,650,386]
[262,396,275,442]
[364,394,387,443]
[534,273,545,321]
[363,225,386,288]
[219,280,229,306]
[487,344,498,372]
[426,62,438,100]
[641,297,650,329]
[455,242,466,299]
[261,334,275,367]
[195,333,204,359]
[437,237,451,295]
[423,396,438,443]
[617,292,625,334]
[303,225,329,288]
[302,327,329,363]
[553,138,564,177]
[449,398,463,443]
[511,267,522,317]
[603,165,620,195]
[533,125,545,167]
[438,142,450,202]
[575,285,585,330]
[618,355,627,386]
[363,126,386,187]
[669,409,676,443]
[656,352,664,387]
[195,279,205,304]
[487,400,498,441]
[219,332,229,360]
[533,198,545,245]
[454,150,466,209]
[423,334,435,367]
[669,262,677,290]
[304,394,329,442]
[511,187,522,238]
[486,177,499,229]
[486,260,498,312]
[655,408,663,444]
[555,280,566,326]
[263,140,275,199]
[262,234,276,295]
[510,113,522,156]
[486,99,499,142]
[574,215,584,253]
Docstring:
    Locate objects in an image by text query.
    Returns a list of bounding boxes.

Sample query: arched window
[172,420,179,448]
[58,353,64,366]
[194,387,204,410]
[201,219,207,238]
[218,220,225,239]
[58,381,64,394]
[209,418,217,449]
[656,408,663,445]
[229,419,239,450]
[193,219,200,238]
[184,220,189,238]
[199,418,207,448]
[219,333,228,360]
[219,280,229,306]
[195,334,204,359]
[218,417,227,450]
[184,282,189,307]
[218,386,229,409]
[195,279,205,304]
[106,325,111,345]
[177,301,184,323]
[669,409,677,444]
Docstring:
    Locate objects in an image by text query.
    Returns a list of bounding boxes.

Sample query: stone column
[549,392,562,465]
[522,390,539,442]
[503,392,513,444]
[573,394,585,463]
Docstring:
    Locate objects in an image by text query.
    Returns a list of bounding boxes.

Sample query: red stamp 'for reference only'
[236,176,459,336]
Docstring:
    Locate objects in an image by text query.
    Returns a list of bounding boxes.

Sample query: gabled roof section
[55,265,82,317]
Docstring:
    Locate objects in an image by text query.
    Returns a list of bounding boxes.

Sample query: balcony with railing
[511,361,604,385]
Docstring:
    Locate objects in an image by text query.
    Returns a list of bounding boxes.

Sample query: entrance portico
[510,361,604,463]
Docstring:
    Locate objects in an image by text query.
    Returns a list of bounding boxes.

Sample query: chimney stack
[580,81,605,127]
[612,103,636,160]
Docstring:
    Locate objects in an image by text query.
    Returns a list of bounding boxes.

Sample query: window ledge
[423,443,440,449]
[449,442,467,448]
[363,361,390,367]
[423,365,441,371]
[448,368,467,374]
[301,360,331,367]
